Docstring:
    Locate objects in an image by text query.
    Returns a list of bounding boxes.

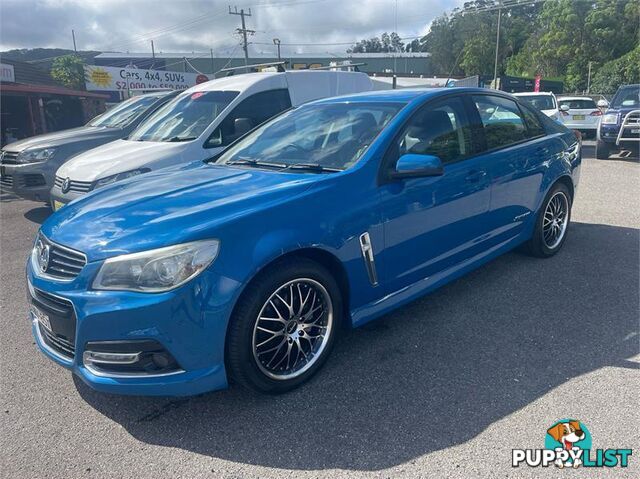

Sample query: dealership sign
[84,65,209,91]
[0,63,15,83]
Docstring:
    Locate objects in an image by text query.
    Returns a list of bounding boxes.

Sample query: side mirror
[559,104,570,112]
[234,117,254,137]
[597,99,609,108]
[390,154,444,179]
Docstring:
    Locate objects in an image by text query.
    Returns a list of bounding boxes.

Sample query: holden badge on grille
[36,238,50,273]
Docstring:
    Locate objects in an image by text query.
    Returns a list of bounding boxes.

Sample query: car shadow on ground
[23,206,51,225]
[75,221,639,471]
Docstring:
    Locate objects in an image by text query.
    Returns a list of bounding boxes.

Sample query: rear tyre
[596,140,611,159]
[226,258,342,394]
[524,182,572,258]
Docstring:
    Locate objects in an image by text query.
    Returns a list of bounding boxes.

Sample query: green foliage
[590,46,640,94]
[407,0,639,93]
[50,54,86,90]
[348,32,405,54]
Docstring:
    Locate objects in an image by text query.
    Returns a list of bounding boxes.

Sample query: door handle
[465,170,486,183]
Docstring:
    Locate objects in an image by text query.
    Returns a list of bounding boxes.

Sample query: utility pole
[229,6,254,68]
[210,48,215,74]
[492,1,502,89]
[586,61,593,94]
[151,40,155,60]
[71,29,77,54]
[273,38,281,60]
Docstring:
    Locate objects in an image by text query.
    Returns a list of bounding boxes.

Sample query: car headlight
[601,113,619,125]
[94,168,149,189]
[17,147,56,164]
[93,239,220,292]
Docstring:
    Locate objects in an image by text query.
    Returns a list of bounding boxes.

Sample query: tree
[51,54,86,90]
[590,46,640,94]
[348,32,404,54]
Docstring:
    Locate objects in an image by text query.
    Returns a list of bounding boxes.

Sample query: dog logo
[545,420,589,468]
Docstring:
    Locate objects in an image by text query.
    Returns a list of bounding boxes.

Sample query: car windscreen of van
[518,95,556,111]
[128,90,239,142]
[88,95,161,128]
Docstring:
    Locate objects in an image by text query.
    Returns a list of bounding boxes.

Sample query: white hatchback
[513,92,566,122]
[557,96,602,136]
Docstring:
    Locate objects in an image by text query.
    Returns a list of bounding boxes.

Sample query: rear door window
[472,95,528,150]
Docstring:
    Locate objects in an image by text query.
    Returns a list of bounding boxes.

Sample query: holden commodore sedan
[27,88,581,396]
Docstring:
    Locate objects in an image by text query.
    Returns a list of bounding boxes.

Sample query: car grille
[37,233,87,280]
[0,174,13,188]
[622,111,640,126]
[54,176,94,193]
[31,287,76,360]
[0,151,20,165]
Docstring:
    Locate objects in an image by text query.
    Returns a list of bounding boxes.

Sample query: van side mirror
[559,104,570,112]
[597,99,609,108]
[389,154,444,179]
[234,118,254,137]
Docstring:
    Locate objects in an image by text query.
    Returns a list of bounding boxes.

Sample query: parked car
[596,84,640,159]
[50,70,373,211]
[557,96,602,138]
[514,92,568,122]
[27,88,581,396]
[0,91,177,202]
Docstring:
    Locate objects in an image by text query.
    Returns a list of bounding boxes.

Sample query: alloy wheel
[542,191,569,249]
[252,278,333,380]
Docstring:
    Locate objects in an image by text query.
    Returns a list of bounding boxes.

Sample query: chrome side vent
[359,232,378,286]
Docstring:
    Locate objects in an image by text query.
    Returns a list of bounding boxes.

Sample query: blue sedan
[27,88,581,395]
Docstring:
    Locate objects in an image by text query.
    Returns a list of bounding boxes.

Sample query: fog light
[82,340,182,376]
[83,351,140,365]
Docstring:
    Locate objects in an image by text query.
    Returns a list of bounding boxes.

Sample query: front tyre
[226,258,342,393]
[525,182,572,258]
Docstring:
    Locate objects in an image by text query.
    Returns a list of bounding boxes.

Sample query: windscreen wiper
[285,163,343,173]
[226,158,288,169]
[166,136,197,142]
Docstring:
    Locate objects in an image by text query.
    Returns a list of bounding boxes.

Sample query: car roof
[189,72,282,93]
[309,87,494,105]
[557,96,595,101]
[513,91,555,96]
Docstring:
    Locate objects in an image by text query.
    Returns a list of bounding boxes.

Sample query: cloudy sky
[0,0,464,56]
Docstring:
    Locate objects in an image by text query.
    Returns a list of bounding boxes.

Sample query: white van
[51,70,372,209]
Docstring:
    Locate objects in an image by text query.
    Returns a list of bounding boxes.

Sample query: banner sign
[0,63,15,83]
[534,74,542,92]
[84,65,209,91]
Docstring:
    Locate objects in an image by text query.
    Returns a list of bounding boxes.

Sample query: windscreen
[88,95,162,128]
[518,95,557,111]
[216,102,404,171]
[610,85,640,109]
[128,90,239,142]
[558,99,596,110]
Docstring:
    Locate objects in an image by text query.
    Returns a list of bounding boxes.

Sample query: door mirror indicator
[390,154,444,179]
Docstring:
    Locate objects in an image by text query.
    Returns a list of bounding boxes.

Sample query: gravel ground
[1,142,638,478]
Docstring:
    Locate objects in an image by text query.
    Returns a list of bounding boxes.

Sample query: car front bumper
[0,162,53,202]
[27,254,240,396]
